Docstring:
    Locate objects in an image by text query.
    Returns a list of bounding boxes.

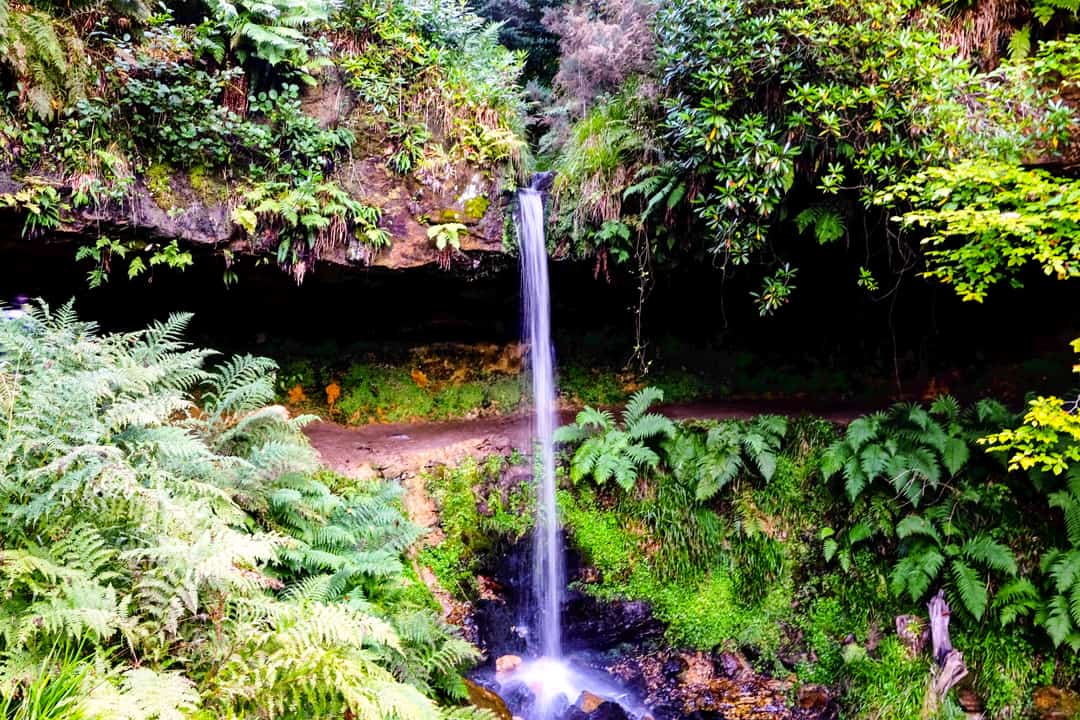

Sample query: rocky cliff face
[0,162,508,275]
[0,159,507,271]
[0,71,513,274]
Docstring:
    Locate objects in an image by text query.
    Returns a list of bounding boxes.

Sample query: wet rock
[577,691,605,713]
[473,596,526,659]
[562,597,662,651]
[465,678,513,720]
[496,655,523,674]
[715,650,754,681]
[680,652,715,685]
[549,693,571,719]
[740,643,762,665]
[661,656,687,680]
[500,680,535,718]
[777,625,811,670]
[587,702,629,720]
[1033,686,1080,720]
[477,575,504,602]
[797,684,831,712]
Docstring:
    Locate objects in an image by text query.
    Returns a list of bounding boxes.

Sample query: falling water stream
[517,176,565,663]
[510,176,644,720]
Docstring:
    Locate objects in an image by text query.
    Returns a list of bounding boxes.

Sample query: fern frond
[622,387,664,425]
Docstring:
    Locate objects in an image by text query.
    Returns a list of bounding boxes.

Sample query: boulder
[586,702,629,720]
[714,651,753,681]
[0,139,509,274]
[576,691,605,713]
[562,597,661,650]
[496,654,523,675]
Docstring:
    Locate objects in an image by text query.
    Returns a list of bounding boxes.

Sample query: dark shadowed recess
[1,236,1076,400]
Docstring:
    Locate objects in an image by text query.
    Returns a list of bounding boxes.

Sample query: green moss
[433,383,486,418]
[145,162,177,208]
[558,366,627,406]
[336,365,435,422]
[418,455,531,596]
[463,195,490,220]
[332,362,528,424]
[559,484,792,661]
[436,208,464,223]
[188,164,228,204]
[485,377,522,414]
[418,458,488,595]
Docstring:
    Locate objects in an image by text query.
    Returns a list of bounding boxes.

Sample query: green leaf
[952,560,989,619]
[128,256,146,279]
[896,514,941,544]
[942,437,969,476]
[824,538,838,562]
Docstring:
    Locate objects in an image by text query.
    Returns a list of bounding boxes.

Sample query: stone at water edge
[464,678,512,720]
[715,650,754,681]
[660,656,687,680]
[796,684,831,712]
[496,654,523,675]
[586,702,629,720]
[678,652,715,686]
[576,691,605,713]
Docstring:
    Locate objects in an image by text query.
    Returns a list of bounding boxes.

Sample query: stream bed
[463,537,839,720]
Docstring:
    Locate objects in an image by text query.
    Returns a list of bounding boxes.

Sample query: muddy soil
[303,399,867,480]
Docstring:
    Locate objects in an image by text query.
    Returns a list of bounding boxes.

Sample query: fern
[889,510,1017,619]
[665,415,787,502]
[0,303,478,718]
[822,400,972,506]
[554,387,675,491]
[794,205,846,244]
[0,3,90,119]
[203,0,332,66]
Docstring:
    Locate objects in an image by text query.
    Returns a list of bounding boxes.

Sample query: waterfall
[498,174,645,720]
[516,174,564,663]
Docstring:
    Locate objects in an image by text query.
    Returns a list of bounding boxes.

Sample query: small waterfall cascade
[506,173,644,720]
[516,173,564,665]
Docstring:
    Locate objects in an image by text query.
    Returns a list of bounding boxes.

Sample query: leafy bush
[983,348,1080,648]
[338,0,527,172]
[543,0,656,115]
